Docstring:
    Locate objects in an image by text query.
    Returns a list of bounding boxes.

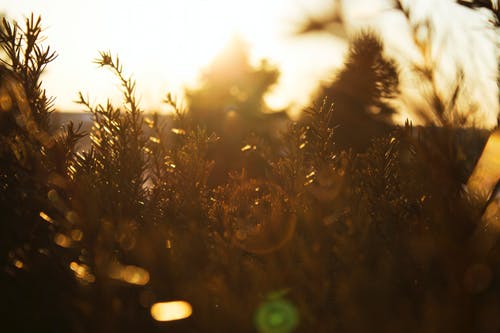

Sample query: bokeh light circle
[255,298,299,333]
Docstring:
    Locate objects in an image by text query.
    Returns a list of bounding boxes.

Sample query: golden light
[3,0,309,113]
[468,129,500,256]
[70,229,84,241]
[39,211,54,224]
[54,233,72,248]
[14,260,24,269]
[241,144,253,152]
[149,136,160,144]
[109,263,150,286]
[4,0,498,121]
[467,129,500,200]
[0,88,13,112]
[171,128,186,135]
[150,301,193,322]
[69,261,95,283]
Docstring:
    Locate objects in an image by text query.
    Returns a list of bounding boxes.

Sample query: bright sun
[4,0,291,112]
[131,0,250,81]
[89,0,271,97]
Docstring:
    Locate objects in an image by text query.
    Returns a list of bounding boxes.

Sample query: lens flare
[255,298,298,333]
[150,301,193,322]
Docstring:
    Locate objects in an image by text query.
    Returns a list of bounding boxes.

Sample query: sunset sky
[2,0,499,125]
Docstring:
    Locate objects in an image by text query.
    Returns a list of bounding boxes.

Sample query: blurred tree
[186,36,285,183]
[294,0,346,39]
[311,32,399,151]
[295,2,400,151]
[304,0,498,133]
[186,36,280,133]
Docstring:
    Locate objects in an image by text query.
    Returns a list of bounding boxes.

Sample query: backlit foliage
[0,12,499,333]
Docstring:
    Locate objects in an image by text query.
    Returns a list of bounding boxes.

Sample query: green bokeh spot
[255,298,299,333]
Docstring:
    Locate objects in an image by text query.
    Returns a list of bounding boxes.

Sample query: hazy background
[3,0,499,125]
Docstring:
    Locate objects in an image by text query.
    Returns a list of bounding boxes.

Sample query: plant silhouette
[0,10,499,333]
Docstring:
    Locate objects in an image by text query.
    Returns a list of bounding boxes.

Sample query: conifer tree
[186,36,279,132]
[312,32,399,151]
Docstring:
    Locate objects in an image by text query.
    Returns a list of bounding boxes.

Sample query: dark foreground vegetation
[1,3,500,332]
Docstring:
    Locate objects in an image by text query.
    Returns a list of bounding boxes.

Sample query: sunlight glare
[3,0,340,114]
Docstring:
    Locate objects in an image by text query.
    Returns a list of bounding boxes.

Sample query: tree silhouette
[0,15,83,331]
[186,36,280,133]
[186,37,284,183]
[312,32,399,151]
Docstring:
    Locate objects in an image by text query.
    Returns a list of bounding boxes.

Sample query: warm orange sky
[3,0,499,125]
[3,0,344,116]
